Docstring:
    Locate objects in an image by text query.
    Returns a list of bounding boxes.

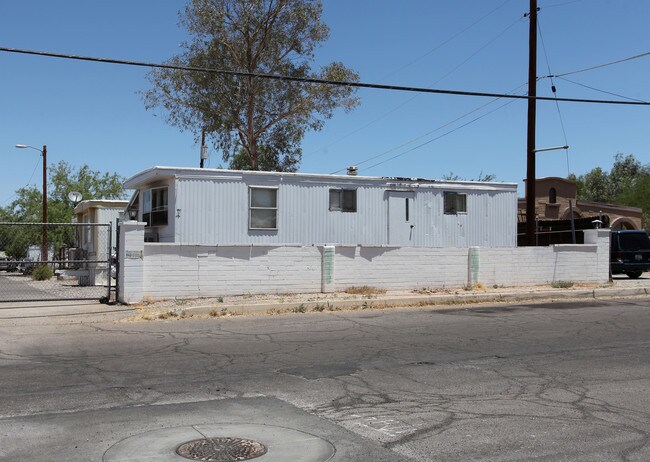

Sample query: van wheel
[625,271,642,279]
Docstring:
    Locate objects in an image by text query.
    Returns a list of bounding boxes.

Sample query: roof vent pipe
[347,166,358,176]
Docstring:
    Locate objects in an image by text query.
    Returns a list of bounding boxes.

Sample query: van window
[619,232,650,251]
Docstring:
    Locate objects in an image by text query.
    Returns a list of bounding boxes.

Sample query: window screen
[329,189,357,212]
[250,187,278,229]
[444,192,467,214]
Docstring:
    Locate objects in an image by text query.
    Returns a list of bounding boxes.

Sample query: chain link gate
[0,222,113,303]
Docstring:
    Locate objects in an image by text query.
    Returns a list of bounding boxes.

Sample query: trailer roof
[124,166,517,192]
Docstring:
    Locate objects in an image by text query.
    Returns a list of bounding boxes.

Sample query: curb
[169,287,650,317]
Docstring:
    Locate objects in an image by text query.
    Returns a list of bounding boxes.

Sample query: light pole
[15,144,48,262]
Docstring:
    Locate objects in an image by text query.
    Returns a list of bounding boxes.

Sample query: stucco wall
[118,229,610,303]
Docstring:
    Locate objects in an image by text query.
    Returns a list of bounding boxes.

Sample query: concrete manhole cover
[177,437,267,461]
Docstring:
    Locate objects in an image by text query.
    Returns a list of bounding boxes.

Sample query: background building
[518,177,642,230]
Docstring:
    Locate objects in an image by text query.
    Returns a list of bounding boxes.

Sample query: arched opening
[561,207,582,219]
[549,187,557,204]
[610,218,637,230]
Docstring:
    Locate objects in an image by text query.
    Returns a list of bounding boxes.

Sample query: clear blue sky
[2,0,649,206]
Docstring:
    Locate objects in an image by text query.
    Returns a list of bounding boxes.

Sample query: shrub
[31,265,53,281]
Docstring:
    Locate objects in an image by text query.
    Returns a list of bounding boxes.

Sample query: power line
[380,0,514,80]
[363,96,522,172]
[544,51,650,78]
[312,14,524,158]
[557,76,647,103]
[543,0,585,9]
[429,16,525,90]
[2,156,41,206]
[354,91,514,170]
[331,83,528,174]
[537,16,571,175]
[1,46,649,106]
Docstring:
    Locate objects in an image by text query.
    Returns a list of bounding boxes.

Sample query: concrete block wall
[333,246,469,290]
[142,244,322,299]
[119,229,611,304]
[479,245,598,286]
[118,221,145,304]
[479,229,610,286]
[584,229,611,280]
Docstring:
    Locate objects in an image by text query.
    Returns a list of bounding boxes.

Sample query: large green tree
[144,0,360,172]
[4,161,126,223]
[569,153,650,230]
[0,161,126,258]
[569,153,648,204]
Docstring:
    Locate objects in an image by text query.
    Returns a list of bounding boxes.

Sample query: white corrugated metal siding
[129,168,517,248]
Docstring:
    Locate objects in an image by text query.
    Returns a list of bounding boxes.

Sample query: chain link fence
[0,222,113,303]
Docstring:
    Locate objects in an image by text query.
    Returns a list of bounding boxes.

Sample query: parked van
[611,230,650,278]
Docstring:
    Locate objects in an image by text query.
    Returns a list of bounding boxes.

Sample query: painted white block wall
[478,229,610,286]
[333,246,469,290]
[116,229,610,303]
[142,244,322,298]
[118,221,146,304]
[584,229,611,279]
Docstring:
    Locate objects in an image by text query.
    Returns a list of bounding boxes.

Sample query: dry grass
[344,286,387,295]
[463,282,486,291]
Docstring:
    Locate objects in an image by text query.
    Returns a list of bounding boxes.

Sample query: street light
[15,144,48,262]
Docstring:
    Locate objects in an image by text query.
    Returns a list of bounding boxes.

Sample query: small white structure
[73,199,128,285]
[124,167,517,248]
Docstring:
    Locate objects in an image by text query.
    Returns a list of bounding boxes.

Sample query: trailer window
[444,192,467,214]
[249,187,278,229]
[143,187,168,226]
[329,189,357,212]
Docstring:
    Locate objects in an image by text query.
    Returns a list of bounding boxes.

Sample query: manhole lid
[176,437,267,461]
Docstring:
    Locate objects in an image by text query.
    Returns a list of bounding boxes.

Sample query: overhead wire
[339,4,648,174]
[363,93,524,171]
[537,14,571,175]
[312,13,525,158]
[428,15,525,90]
[544,51,650,79]
[2,156,41,206]
[2,43,648,177]
[542,0,585,9]
[331,82,528,174]
[0,47,647,106]
[328,13,539,174]
[556,76,646,103]
[380,0,514,80]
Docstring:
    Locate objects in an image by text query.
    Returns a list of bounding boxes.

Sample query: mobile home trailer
[124,167,517,248]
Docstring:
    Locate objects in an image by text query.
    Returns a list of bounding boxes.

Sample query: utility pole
[42,144,48,261]
[200,128,207,168]
[16,143,48,261]
[525,0,538,246]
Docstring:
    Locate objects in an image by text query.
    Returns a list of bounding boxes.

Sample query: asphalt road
[0,297,649,461]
